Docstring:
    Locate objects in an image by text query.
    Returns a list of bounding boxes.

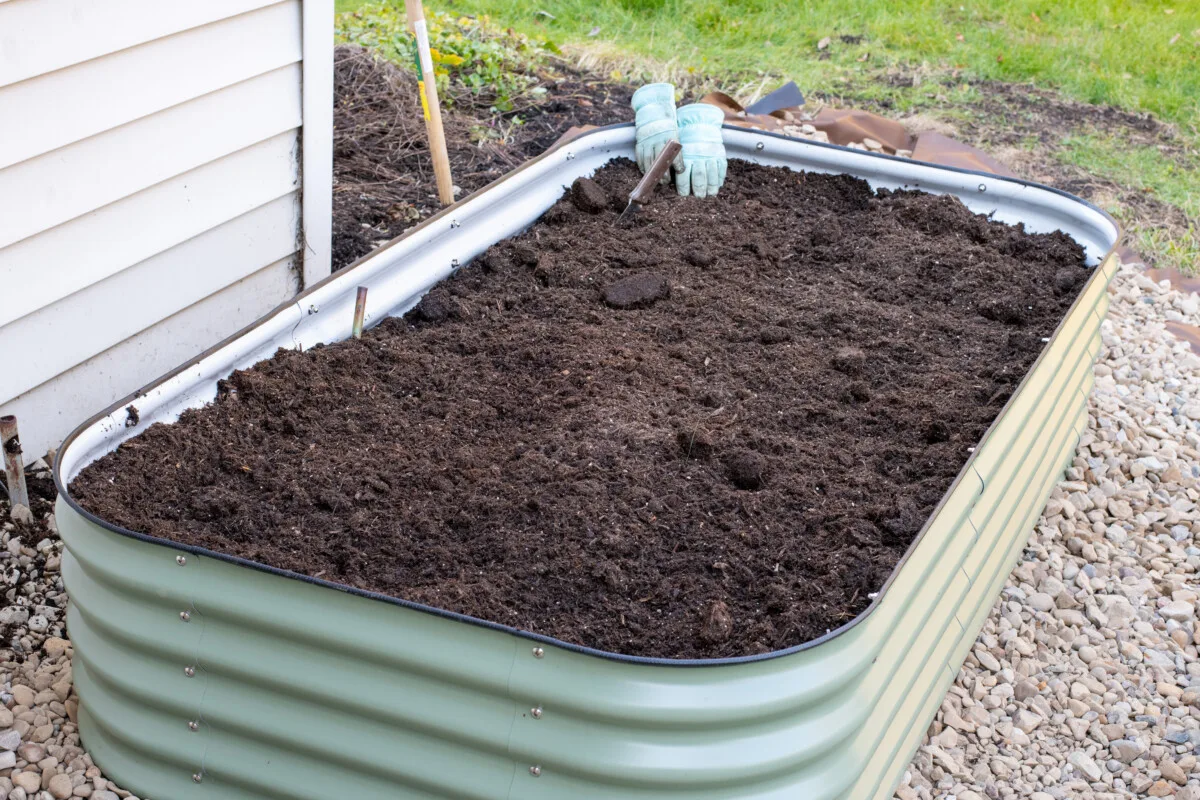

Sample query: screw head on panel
[565,151,575,160]
[978,183,987,192]
[755,141,765,151]
[531,706,543,719]
[176,555,187,566]
[188,720,200,732]
[192,773,203,783]
[451,258,461,268]
[180,611,191,622]
[450,219,461,228]
[532,647,544,659]
[184,666,196,677]
[529,765,542,777]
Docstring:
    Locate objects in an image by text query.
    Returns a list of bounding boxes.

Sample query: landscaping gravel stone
[0,467,139,799]
[894,261,1200,798]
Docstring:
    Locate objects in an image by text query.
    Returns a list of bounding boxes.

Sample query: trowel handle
[629,140,682,205]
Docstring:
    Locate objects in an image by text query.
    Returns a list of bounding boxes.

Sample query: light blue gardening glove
[632,82,682,181]
[675,103,727,199]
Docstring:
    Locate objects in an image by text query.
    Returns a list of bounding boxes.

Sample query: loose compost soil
[332,45,633,270]
[72,160,1090,659]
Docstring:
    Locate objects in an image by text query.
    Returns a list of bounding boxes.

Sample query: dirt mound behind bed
[332,44,633,270]
[72,160,1089,659]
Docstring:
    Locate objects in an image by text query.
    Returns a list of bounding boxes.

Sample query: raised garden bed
[74,159,1090,660]
[54,126,1120,799]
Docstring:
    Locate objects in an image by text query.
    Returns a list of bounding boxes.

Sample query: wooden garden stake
[0,415,30,514]
[405,0,456,206]
[352,286,368,339]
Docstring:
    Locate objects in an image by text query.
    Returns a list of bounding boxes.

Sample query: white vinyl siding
[0,1,304,169]
[0,0,285,86]
[0,0,332,458]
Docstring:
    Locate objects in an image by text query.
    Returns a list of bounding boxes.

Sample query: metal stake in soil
[0,415,30,512]
[352,286,368,339]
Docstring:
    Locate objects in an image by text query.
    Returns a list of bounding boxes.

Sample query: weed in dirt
[336,5,559,114]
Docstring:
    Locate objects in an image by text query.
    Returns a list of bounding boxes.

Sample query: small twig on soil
[1,415,31,513]
[352,287,369,339]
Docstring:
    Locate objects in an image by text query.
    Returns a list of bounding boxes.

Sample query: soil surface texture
[332,45,632,271]
[72,160,1090,659]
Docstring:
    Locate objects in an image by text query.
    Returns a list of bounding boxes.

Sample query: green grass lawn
[341,0,1199,125]
[336,0,1200,271]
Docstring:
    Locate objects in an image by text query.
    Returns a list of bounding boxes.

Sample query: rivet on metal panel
[755,142,765,151]
[180,611,191,623]
[978,183,987,192]
[307,304,319,315]
[565,152,576,160]
[188,721,200,732]
[175,555,187,566]
[184,666,196,678]
[531,706,543,719]
[450,220,461,228]
[532,647,544,659]
[451,259,461,268]
[529,765,542,777]
[192,773,203,783]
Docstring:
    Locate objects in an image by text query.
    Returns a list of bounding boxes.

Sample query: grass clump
[1059,135,1200,220]
[1057,133,1200,273]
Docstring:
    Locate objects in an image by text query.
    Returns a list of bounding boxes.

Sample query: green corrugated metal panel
[54,131,1119,798]
[853,266,1104,799]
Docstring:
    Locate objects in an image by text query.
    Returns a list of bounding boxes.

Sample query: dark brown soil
[72,159,1089,659]
[332,45,633,271]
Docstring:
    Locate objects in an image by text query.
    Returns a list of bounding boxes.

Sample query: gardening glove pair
[631,84,727,198]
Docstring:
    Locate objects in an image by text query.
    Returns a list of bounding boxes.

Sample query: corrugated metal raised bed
[53,125,1120,800]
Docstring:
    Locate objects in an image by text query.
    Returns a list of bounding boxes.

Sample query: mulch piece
[332,45,632,270]
[72,160,1089,659]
